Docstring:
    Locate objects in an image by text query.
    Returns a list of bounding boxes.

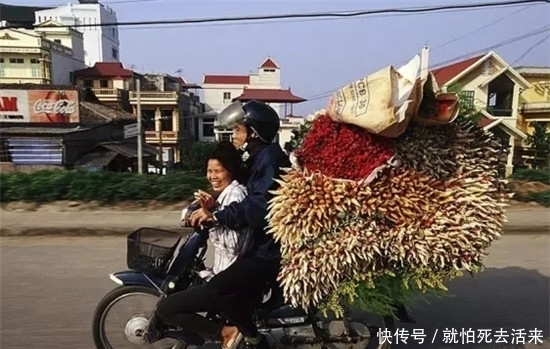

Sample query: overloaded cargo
[266,55,511,317]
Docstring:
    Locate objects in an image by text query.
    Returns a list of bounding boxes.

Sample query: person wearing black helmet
[143,100,289,349]
[187,99,290,349]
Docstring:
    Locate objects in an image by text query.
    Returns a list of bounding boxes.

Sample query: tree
[527,121,550,169]
[446,83,484,123]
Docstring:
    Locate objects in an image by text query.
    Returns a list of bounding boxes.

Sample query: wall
[49,41,85,85]
[520,76,550,103]
[99,5,120,62]
[4,137,63,165]
[518,75,550,135]
[202,85,246,112]
[75,77,131,90]
[202,67,284,117]
[35,3,120,67]
[0,53,45,84]
[0,27,84,85]
[0,29,45,84]
[34,25,85,64]
[250,68,281,88]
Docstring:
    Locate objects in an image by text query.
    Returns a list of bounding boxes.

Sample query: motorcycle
[92,226,397,349]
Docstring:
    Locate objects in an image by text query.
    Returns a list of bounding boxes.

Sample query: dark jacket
[213,142,290,261]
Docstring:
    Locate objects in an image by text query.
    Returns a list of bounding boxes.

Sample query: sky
[6,0,550,116]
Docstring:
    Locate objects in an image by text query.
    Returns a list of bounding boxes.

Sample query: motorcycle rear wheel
[92,285,186,349]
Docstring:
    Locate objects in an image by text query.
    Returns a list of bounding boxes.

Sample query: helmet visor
[215,101,246,129]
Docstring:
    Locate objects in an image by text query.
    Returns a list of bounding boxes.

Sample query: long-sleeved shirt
[180,180,252,279]
[208,180,252,275]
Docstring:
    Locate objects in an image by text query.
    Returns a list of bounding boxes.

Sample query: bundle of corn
[267,110,510,317]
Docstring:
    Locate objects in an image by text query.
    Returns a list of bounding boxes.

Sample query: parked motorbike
[92,227,396,349]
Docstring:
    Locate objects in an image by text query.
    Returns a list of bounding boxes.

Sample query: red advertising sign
[0,89,80,123]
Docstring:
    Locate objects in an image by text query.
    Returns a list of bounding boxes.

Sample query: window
[30,58,41,77]
[202,118,215,137]
[9,58,24,64]
[111,47,118,60]
[215,127,232,142]
[83,79,93,88]
[218,132,232,142]
[99,79,109,88]
[112,27,116,37]
[459,91,475,110]
[0,58,4,77]
[223,92,231,102]
[263,69,276,73]
[54,39,61,44]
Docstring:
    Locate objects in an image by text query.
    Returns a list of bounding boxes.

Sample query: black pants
[155,256,280,342]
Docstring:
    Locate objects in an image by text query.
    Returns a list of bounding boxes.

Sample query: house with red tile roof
[201,56,306,144]
[73,62,205,168]
[73,62,139,111]
[430,51,532,176]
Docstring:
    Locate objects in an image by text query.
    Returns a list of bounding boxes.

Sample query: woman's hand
[189,207,214,226]
[194,190,216,209]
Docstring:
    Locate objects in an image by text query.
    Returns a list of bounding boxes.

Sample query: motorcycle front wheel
[92,285,186,349]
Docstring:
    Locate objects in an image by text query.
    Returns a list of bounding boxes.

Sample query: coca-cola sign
[33,99,78,115]
[0,89,80,123]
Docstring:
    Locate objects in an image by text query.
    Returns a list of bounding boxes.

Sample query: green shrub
[0,170,209,203]
[511,168,550,185]
[527,190,550,207]
[180,142,218,172]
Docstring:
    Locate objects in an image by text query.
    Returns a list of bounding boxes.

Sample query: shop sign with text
[0,89,80,123]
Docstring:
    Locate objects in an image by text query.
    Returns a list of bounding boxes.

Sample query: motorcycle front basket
[126,227,182,278]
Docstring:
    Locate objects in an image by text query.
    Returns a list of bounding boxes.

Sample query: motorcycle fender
[109,270,162,291]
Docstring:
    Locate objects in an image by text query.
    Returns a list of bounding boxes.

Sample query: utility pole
[159,117,164,175]
[137,79,143,174]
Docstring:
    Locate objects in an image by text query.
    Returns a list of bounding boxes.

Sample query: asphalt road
[0,234,549,349]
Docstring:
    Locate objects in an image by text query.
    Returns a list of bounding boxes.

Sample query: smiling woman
[205,141,245,192]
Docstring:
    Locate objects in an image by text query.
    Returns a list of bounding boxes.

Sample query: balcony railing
[130,91,178,104]
[486,107,513,117]
[522,102,550,114]
[92,88,121,99]
[145,130,179,142]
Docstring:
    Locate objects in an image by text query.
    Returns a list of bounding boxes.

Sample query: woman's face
[206,159,232,192]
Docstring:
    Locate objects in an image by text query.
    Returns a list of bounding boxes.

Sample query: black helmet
[216,100,280,143]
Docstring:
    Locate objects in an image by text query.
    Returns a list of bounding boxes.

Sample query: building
[34,0,120,67]
[515,66,550,133]
[201,56,307,146]
[73,62,138,111]
[0,24,85,85]
[73,64,205,166]
[129,74,203,166]
[431,50,531,176]
[0,84,157,173]
[514,66,550,167]
[203,57,283,114]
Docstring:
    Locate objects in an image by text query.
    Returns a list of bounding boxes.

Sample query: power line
[512,33,550,65]
[431,25,550,68]
[304,25,550,103]
[116,2,546,32]
[1,0,548,29]
[432,5,531,50]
